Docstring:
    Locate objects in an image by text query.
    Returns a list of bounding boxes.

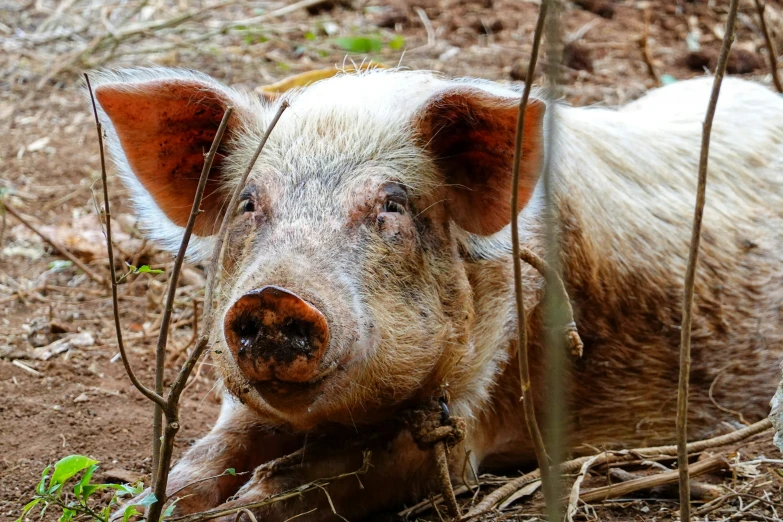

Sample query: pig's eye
[380,184,408,214]
[382,199,405,214]
[236,198,255,215]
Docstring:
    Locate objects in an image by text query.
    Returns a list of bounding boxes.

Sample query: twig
[3,203,104,284]
[518,247,583,357]
[167,470,251,503]
[86,74,166,410]
[233,508,258,522]
[434,443,460,518]
[461,418,771,520]
[415,7,436,47]
[754,0,783,93]
[638,9,660,85]
[579,454,727,503]
[566,454,601,522]
[541,0,566,519]
[677,0,740,519]
[149,101,289,522]
[147,106,234,518]
[509,0,552,517]
[167,100,290,403]
[164,453,370,522]
[12,359,42,376]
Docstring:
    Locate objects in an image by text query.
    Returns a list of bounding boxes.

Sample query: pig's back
[549,77,783,446]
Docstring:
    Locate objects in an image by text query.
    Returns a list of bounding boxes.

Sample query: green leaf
[74,463,98,501]
[16,498,42,522]
[58,508,75,522]
[304,31,317,41]
[36,465,51,495]
[80,485,101,501]
[108,482,145,497]
[50,456,98,492]
[334,36,383,54]
[122,506,141,522]
[225,468,236,476]
[136,265,164,275]
[138,493,158,507]
[387,35,405,51]
[161,497,182,519]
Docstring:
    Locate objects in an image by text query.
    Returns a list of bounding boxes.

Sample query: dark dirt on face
[2,0,781,520]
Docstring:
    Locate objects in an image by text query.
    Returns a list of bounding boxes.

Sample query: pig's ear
[416,88,545,236]
[94,73,250,243]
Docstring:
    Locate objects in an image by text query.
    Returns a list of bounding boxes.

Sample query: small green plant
[117,263,164,283]
[18,455,148,522]
[333,34,406,53]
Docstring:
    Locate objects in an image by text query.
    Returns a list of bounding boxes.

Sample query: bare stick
[638,9,660,85]
[754,0,783,93]
[167,101,289,403]
[3,203,105,284]
[86,74,165,409]
[565,453,601,522]
[462,418,770,520]
[579,454,726,503]
[149,102,289,522]
[165,454,371,522]
[541,0,566,519]
[151,106,235,486]
[509,0,552,514]
[676,0,739,519]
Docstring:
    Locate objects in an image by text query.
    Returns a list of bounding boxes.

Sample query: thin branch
[149,101,289,522]
[754,0,783,93]
[147,105,234,520]
[509,0,551,516]
[677,0,740,519]
[541,0,566,519]
[579,454,727,503]
[566,453,601,522]
[462,418,771,520]
[164,453,371,522]
[86,73,165,410]
[151,106,235,485]
[168,100,290,403]
[3,203,105,284]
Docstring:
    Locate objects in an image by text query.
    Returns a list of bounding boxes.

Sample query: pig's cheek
[377,214,416,254]
[222,216,259,273]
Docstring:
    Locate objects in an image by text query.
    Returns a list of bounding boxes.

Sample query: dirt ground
[1,0,782,520]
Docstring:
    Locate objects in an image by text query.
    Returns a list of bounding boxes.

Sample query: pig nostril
[280,319,312,352]
[232,315,261,356]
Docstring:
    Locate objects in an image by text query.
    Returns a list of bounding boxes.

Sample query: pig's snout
[224,286,330,384]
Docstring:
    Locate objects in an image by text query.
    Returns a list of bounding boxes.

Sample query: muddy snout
[224,286,330,384]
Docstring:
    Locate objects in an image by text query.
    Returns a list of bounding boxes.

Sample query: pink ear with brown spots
[416,88,546,236]
[95,79,245,236]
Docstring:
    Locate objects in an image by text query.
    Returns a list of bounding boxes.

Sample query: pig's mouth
[250,359,341,411]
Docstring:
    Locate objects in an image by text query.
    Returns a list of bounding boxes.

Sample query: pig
[92,67,783,521]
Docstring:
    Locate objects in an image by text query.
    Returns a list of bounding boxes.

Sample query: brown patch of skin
[95,80,242,235]
[415,88,545,235]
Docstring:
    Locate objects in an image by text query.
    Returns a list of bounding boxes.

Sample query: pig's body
[94,69,783,520]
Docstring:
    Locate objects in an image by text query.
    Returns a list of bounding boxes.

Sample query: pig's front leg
[211,431,449,522]
[217,436,435,522]
[117,397,302,518]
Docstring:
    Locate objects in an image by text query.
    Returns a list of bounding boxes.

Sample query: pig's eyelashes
[236,198,255,215]
[381,199,405,214]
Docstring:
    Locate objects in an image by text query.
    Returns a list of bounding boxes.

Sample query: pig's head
[94,68,544,430]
